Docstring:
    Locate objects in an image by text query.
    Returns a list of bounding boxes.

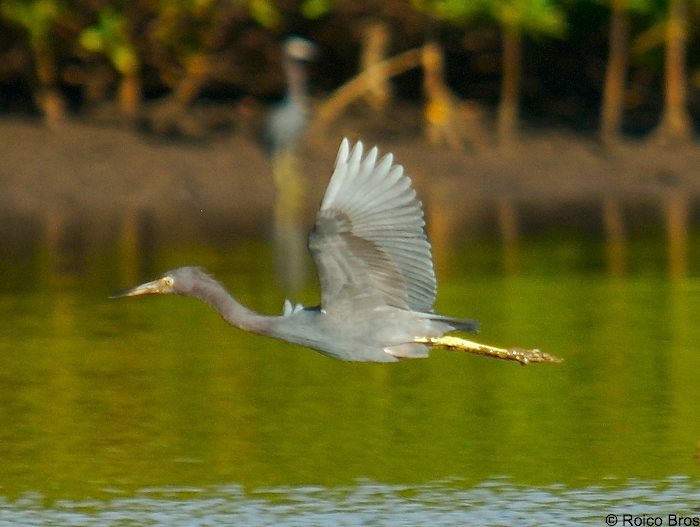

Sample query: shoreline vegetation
[2,1,700,264]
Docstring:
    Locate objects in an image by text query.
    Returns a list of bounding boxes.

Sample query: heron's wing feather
[309,139,436,312]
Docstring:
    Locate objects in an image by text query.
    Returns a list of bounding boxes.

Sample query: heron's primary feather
[309,139,437,313]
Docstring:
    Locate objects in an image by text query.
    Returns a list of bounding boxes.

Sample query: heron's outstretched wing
[308,139,436,312]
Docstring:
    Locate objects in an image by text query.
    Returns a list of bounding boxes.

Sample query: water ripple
[1,477,698,527]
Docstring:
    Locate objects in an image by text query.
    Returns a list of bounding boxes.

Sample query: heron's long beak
[109,277,173,298]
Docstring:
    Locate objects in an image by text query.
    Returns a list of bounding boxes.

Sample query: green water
[0,235,698,524]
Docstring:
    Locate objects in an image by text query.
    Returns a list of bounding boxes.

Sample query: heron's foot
[414,336,562,366]
[501,346,562,365]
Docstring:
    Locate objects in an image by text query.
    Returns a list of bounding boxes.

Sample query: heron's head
[283,36,317,63]
[110,267,211,298]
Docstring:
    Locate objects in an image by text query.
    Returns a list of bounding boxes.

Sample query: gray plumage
[265,37,317,154]
[113,139,479,362]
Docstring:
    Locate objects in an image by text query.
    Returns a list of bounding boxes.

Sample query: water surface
[0,234,698,524]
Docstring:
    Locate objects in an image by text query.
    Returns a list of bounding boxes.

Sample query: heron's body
[269,304,463,362]
[114,139,479,362]
[157,263,474,362]
[265,37,316,154]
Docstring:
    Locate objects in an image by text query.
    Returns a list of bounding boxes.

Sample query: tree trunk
[174,53,211,106]
[307,48,422,138]
[600,1,629,147]
[118,74,142,122]
[422,41,464,151]
[35,45,65,126]
[360,19,392,113]
[498,24,522,146]
[653,0,692,144]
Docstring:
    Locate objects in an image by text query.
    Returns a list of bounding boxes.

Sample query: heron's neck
[284,59,308,105]
[187,278,270,334]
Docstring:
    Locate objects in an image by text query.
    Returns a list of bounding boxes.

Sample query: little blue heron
[113,139,480,362]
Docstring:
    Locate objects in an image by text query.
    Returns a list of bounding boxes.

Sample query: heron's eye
[163,276,175,288]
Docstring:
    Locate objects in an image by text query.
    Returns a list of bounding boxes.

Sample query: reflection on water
[1,230,699,522]
[271,150,309,295]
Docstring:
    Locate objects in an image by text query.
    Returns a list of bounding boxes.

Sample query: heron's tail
[448,317,480,334]
[424,314,480,334]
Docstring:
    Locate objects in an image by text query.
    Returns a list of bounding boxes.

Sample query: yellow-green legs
[414,336,562,365]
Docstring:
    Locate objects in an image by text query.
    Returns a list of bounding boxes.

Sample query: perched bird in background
[264,36,317,155]
[264,36,318,294]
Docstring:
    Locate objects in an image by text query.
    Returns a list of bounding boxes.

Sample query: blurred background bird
[265,36,317,155]
[265,36,318,295]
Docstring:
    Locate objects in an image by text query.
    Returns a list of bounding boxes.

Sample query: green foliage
[1,0,64,49]
[301,0,334,19]
[589,0,652,17]
[247,0,282,28]
[79,7,139,75]
[241,0,334,24]
[490,0,566,36]
[411,0,485,22]
[0,0,696,126]
[412,0,565,37]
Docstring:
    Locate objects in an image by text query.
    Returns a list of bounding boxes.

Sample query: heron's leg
[413,336,561,366]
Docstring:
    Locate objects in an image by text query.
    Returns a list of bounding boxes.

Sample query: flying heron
[114,139,558,365]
